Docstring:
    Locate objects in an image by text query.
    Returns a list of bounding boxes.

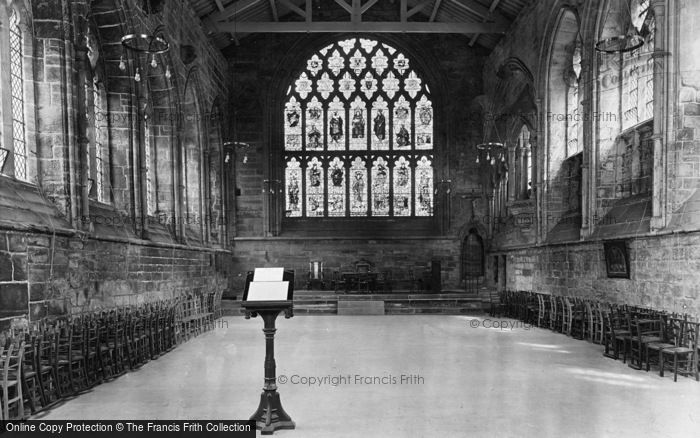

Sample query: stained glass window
[350,157,367,216]
[283,38,433,218]
[93,80,105,202]
[415,157,433,216]
[285,158,302,217]
[306,157,324,216]
[328,157,346,216]
[9,9,27,181]
[371,157,390,216]
[566,37,582,157]
[145,117,155,215]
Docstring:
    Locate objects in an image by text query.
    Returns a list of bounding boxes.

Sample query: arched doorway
[461,229,484,293]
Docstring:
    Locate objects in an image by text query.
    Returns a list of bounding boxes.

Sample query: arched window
[598,0,655,133]
[565,37,582,157]
[516,125,532,200]
[144,106,156,216]
[283,38,434,218]
[85,24,109,203]
[182,78,203,235]
[0,7,28,181]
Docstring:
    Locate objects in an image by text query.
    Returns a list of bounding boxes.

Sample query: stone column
[650,0,668,230]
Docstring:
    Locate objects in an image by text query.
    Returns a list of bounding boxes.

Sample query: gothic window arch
[565,36,582,157]
[598,0,655,133]
[283,38,434,219]
[85,23,110,203]
[515,125,533,200]
[1,3,36,183]
[182,75,204,238]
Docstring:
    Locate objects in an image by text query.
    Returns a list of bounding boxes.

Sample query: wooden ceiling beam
[215,20,508,33]
[407,0,433,18]
[269,0,279,21]
[469,0,502,46]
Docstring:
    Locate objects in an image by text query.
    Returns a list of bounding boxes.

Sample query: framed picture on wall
[604,240,630,279]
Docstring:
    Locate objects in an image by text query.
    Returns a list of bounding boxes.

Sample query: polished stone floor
[38,316,700,437]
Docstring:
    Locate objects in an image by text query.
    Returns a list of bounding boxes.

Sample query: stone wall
[0,229,226,329]
[0,0,231,329]
[502,231,700,316]
[229,237,461,294]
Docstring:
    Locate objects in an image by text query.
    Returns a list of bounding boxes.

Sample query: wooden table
[342,272,378,294]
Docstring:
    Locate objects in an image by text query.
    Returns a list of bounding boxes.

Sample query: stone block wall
[229,238,461,294]
[502,231,700,316]
[0,0,232,329]
[0,229,225,330]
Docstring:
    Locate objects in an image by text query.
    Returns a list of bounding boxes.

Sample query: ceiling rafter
[408,0,433,18]
[429,0,443,22]
[449,0,509,27]
[269,0,278,21]
[469,0,502,47]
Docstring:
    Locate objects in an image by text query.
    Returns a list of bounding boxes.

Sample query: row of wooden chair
[603,306,699,381]
[0,290,224,420]
[492,290,699,382]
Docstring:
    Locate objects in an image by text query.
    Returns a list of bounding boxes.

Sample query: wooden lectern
[242,268,296,435]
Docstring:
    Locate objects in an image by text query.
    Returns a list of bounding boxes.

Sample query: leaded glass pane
[360,72,378,99]
[359,38,377,53]
[393,157,412,216]
[350,157,367,216]
[382,72,399,99]
[9,9,27,181]
[393,96,412,150]
[350,97,368,150]
[317,72,333,99]
[339,72,355,99]
[371,97,389,150]
[371,158,390,216]
[328,157,346,216]
[405,71,422,98]
[145,119,155,215]
[328,50,345,76]
[350,50,366,75]
[307,54,322,76]
[371,49,388,75]
[394,53,409,75]
[306,157,324,216]
[416,96,433,150]
[338,38,356,54]
[327,97,345,151]
[306,97,324,150]
[285,158,302,217]
[285,98,302,151]
[295,72,312,99]
[93,82,105,202]
[415,156,433,216]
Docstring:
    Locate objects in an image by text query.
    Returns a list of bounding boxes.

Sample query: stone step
[337,300,385,315]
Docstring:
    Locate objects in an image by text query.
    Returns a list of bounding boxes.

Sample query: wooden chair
[549,295,558,331]
[489,290,505,318]
[36,328,61,406]
[603,307,632,362]
[307,261,325,290]
[645,314,675,373]
[20,335,42,414]
[660,319,699,381]
[628,317,662,370]
[1,341,25,420]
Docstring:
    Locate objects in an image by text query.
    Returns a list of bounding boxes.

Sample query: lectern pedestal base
[250,390,296,435]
